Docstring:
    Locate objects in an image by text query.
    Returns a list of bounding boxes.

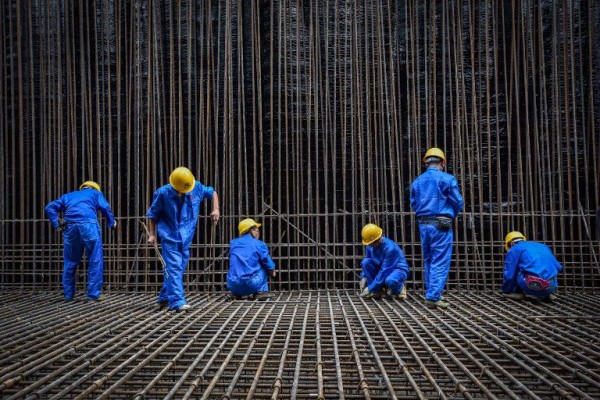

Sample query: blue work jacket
[146,181,214,248]
[503,241,563,293]
[365,237,410,292]
[227,233,276,282]
[410,166,463,218]
[45,188,115,229]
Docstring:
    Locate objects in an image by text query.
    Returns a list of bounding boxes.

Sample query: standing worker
[359,223,411,299]
[45,181,117,301]
[227,218,276,300]
[146,167,219,311]
[410,148,463,308]
[502,231,562,301]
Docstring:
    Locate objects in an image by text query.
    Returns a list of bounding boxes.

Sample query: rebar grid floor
[1,291,599,399]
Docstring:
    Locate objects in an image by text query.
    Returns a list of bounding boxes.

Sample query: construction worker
[227,218,276,300]
[359,223,410,299]
[410,147,463,308]
[45,181,117,301]
[146,167,219,311]
[502,231,562,301]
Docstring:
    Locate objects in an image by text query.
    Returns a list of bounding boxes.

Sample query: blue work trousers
[227,269,269,297]
[419,223,453,301]
[62,222,104,300]
[360,259,406,295]
[157,242,191,309]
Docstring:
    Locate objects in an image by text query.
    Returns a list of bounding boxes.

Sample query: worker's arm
[502,249,519,293]
[96,192,116,228]
[447,176,464,218]
[258,242,276,277]
[45,196,65,230]
[210,191,220,225]
[147,219,157,245]
[367,249,396,294]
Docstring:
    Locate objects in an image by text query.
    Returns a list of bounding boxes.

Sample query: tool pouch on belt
[524,275,551,291]
[435,216,452,231]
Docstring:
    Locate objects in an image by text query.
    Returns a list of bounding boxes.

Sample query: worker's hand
[111,221,118,230]
[56,219,66,232]
[269,270,277,278]
[360,287,372,299]
[210,209,220,225]
[359,277,367,291]
[147,235,157,245]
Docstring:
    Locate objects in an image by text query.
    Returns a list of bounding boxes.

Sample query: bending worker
[359,223,410,299]
[227,218,276,300]
[45,181,116,301]
[502,231,562,301]
[410,147,463,308]
[146,167,219,311]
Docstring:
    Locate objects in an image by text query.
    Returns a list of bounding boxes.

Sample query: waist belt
[417,217,438,224]
[524,275,552,291]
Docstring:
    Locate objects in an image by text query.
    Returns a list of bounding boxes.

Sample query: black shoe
[255,292,273,301]
[157,300,169,309]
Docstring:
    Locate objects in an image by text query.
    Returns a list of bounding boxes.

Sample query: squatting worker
[227,218,276,301]
[502,231,563,301]
[146,167,219,311]
[359,223,410,300]
[410,148,463,309]
[45,181,117,301]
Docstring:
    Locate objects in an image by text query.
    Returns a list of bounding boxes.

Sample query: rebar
[0,291,599,398]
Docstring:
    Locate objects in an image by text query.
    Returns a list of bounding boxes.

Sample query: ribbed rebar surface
[1,291,599,399]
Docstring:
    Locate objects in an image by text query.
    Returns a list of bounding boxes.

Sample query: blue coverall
[45,188,115,300]
[410,166,463,301]
[360,237,411,295]
[503,241,562,297]
[227,233,276,297]
[147,181,214,309]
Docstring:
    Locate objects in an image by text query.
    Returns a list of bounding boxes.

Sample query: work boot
[359,277,367,291]
[87,294,106,302]
[227,292,242,301]
[425,299,449,309]
[542,293,557,303]
[256,292,273,301]
[502,292,524,300]
[175,304,191,312]
[397,285,407,300]
[157,300,169,309]
[370,291,383,300]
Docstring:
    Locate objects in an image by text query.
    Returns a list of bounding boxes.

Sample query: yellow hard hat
[423,147,446,163]
[169,167,195,193]
[361,223,383,245]
[504,231,526,251]
[80,181,101,191]
[238,218,261,236]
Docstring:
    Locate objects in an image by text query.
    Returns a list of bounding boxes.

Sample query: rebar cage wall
[0,0,598,292]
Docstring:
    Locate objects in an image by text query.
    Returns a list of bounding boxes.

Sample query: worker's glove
[359,277,367,291]
[269,270,277,278]
[111,221,118,230]
[56,219,66,232]
[360,287,372,299]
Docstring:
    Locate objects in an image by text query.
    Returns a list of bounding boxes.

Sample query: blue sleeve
[409,183,417,211]
[198,182,214,201]
[45,196,65,229]
[365,246,373,259]
[96,193,116,227]
[368,249,398,293]
[447,176,464,218]
[502,249,519,293]
[258,242,276,272]
[547,245,563,273]
[146,190,162,220]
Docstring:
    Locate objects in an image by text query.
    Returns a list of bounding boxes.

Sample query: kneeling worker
[227,218,276,300]
[502,231,563,301]
[359,223,410,299]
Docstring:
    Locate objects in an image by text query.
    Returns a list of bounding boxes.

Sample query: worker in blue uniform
[359,224,411,300]
[502,231,562,301]
[146,167,220,311]
[410,147,463,308]
[227,218,276,300]
[45,181,117,301]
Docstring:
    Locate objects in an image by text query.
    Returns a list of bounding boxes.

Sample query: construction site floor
[1,290,599,399]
